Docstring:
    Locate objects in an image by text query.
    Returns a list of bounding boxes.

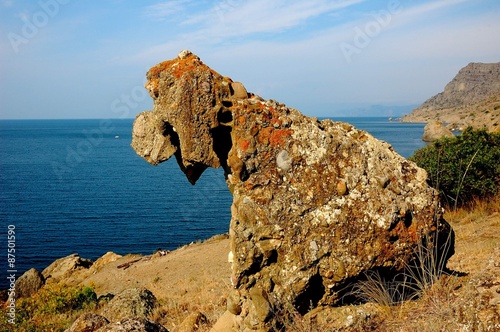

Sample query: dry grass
[152,271,230,331]
[444,195,500,224]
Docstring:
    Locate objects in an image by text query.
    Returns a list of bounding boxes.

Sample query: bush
[1,284,97,331]
[410,127,500,208]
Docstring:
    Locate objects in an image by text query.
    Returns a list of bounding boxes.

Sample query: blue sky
[1,0,499,119]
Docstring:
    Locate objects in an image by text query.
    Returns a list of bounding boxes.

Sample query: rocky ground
[3,197,497,331]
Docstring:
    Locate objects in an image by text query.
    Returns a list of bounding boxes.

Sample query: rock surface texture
[402,62,500,132]
[14,268,45,299]
[100,287,157,323]
[65,313,110,332]
[43,253,93,284]
[132,51,454,330]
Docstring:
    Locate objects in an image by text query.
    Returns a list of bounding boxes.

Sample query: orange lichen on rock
[256,127,273,145]
[238,139,251,153]
[269,129,293,147]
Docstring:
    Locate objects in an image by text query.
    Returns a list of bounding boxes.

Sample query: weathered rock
[209,311,239,332]
[175,311,206,332]
[132,51,454,330]
[95,318,168,332]
[90,252,122,274]
[14,268,45,299]
[42,253,93,283]
[65,313,110,332]
[422,120,455,142]
[100,287,157,323]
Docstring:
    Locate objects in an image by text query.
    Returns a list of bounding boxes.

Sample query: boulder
[209,311,239,332]
[42,253,93,283]
[175,311,207,332]
[65,313,109,332]
[14,268,45,299]
[100,287,157,323]
[90,252,122,274]
[95,318,168,332]
[132,51,454,330]
[422,120,455,142]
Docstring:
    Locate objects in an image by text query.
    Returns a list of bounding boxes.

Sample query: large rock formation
[402,62,500,132]
[131,51,453,330]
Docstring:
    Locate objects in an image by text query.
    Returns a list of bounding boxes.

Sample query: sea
[0,117,426,289]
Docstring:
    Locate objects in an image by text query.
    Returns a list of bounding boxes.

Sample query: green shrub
[410,127,500,208]
[1,284,97,332]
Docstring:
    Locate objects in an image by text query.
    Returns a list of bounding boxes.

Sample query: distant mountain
[330,104,419,118]
[401,63,500,132]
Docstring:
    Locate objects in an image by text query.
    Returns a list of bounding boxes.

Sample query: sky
[0,0,499,119]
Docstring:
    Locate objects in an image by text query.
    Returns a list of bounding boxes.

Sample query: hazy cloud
[143,0,192,21]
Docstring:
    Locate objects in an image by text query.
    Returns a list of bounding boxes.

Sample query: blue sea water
[0,117,426,289]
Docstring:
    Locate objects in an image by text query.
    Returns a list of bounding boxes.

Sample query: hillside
[402,62,500,132]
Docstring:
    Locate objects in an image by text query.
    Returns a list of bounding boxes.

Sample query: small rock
[248,287,271,323]
[231,82,248,99]
[210,311,238,332]
[100,287,157,322]
[336,180,347,196]
[226,290,242,315]
[42,253,93,283]
[422,120,454,142]
[175,311,207,332]
[96,318,168,332]
[65,313,109,332]
[14,268,45,299]
[276,150,292,171]
[178,50,192,59]
[90,252,122,273]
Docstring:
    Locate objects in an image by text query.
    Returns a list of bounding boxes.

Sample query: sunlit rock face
[131,51,454,330]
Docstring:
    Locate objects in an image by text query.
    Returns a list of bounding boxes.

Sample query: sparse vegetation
[1,284,97,331]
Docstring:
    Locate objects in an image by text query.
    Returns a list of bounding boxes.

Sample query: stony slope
[3,200,499,331]
[11,203,498,331]
[402,63,500,132]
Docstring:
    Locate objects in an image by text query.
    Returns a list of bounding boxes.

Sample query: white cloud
[143,0,192,21]
[183,0,365,41]
[399,0,470,21]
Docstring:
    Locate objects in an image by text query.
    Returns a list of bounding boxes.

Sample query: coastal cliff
[401,62,500,132]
